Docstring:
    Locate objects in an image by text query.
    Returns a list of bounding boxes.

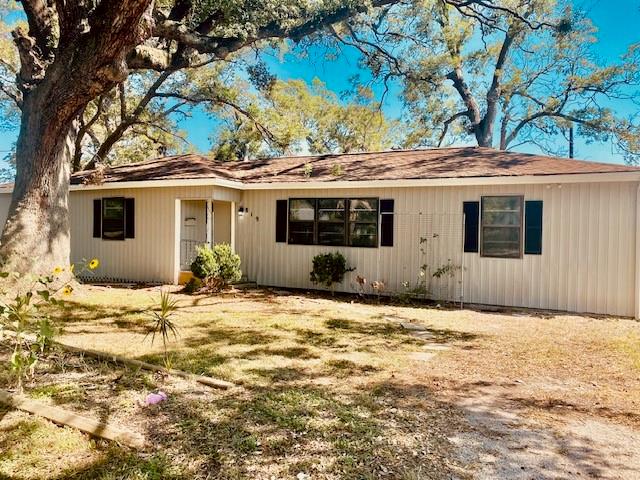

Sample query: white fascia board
[1,170,637,195]
[68,177,244,191]
[240,171,640,190]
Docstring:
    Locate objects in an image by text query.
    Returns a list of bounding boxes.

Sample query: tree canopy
[333,0,640,161]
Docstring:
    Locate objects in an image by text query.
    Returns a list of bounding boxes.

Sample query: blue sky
[1,0,639,166]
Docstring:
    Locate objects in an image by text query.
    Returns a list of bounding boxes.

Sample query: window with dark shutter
[93,199,102,238]
[275,199,287,243]
[463,201,479,253]
[524,200,543,255]
[125,198,135,238]
[380,199,394,247]
[480,196,523,258]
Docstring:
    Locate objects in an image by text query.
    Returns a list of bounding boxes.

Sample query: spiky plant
[145,291,180,367]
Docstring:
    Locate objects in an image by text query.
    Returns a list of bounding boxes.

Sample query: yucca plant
[145,291,180,368]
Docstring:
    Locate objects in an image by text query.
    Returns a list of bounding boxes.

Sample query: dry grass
[0,285,638,479]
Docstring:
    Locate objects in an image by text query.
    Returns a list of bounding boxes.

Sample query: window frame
[317,198,348,246]
[347,198,379,248]
[287,197,379,248]
[480,195,524,259]
[288,198,317,245]
[101,196,126,241]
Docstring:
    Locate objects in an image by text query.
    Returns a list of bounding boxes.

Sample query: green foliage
[309,253,354,292]
[340,0,640,161]
[145,291,180,368]
[190,244,242,286]
[0,259,99,392]
[211,77,401,161]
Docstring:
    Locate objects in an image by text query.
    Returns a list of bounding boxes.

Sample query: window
[102,197,126,240]
[481,196,523,258]
[287,197,379,247]
[318,199,346,245]
[288,199,316,244]
[348,198,378,247]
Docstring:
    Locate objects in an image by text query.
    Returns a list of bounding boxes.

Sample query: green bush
[190,244,242,285]
[309,252,354,292]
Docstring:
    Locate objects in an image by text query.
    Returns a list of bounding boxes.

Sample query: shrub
[190,244,242,286]
[309,252,354,293]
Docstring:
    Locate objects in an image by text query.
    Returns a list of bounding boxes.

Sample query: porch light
[238,206,248,217]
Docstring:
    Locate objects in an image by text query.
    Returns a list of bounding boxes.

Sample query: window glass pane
[318,223,346,245]
[102,198,125,240]
[350,223,377,247]
[482,211,520,226]
[103,198,124,219]
[349,198,378,223]
[350,198,377,211]
[482,226,520,242]
[289,199,315,221]
[481,196,522,258]
[318,199,345,222]
[289,221,314,244]
[349,210,378,222]
[483,196,521,212]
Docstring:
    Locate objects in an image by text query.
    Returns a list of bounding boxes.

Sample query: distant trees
[335,0,640,160]
[212,77,401,161]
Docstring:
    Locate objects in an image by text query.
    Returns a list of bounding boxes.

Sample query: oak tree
[0,0,401,274]
[334,0,640,158]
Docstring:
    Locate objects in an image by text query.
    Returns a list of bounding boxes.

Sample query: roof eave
[55,170,640,192]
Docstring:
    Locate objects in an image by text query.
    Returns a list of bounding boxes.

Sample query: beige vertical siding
[0,181,638,316]
[0,193,10,230]
[213,201,232,245]
[69,185,238,283]
[236,182,639,317]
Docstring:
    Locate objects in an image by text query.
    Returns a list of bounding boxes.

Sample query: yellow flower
[53,266,64,275]
[62,285,73,296]
[88,259,99,270]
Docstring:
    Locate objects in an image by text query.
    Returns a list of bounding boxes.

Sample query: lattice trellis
[386,212,465,305]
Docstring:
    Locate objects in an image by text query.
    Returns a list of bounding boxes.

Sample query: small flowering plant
[0,258,99,392]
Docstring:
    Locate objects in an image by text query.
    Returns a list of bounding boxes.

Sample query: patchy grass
[1,285,639,479]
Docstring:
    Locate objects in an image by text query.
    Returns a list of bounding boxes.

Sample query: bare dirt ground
[1,286,639,479]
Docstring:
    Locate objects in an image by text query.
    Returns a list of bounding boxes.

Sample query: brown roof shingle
[70,147,640,186]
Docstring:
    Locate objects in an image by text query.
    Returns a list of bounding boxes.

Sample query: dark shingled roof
[61,146,640,186]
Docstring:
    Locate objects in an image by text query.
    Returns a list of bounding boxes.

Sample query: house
[1,146,640,318]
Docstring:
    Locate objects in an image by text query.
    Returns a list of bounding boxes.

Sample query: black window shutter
[380,199,394,247]
[125,198,135,239]
[93,199,102,238]
[525,200,543,254]
[463,201,479,252]
[275,199,287,243]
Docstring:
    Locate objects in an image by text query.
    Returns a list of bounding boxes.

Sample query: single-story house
[1,146,640,318]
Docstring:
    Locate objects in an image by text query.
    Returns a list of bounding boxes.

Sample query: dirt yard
[1,285,639,479]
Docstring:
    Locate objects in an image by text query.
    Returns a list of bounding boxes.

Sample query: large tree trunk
[0,84,80,275]
[0,0,154,275]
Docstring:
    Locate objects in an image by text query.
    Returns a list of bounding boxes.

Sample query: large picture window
[102,197,126,240]
[481,196,523,258]
[288,197,379,247]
